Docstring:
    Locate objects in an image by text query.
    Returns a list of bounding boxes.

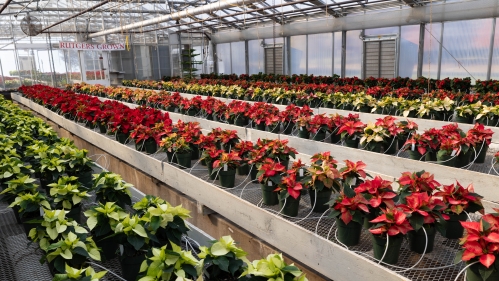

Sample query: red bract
[459,215,499,269]
[399,192,449,226]
[369,207,413,236]
[330,192,370,225]
[397,171,441,194]
[339,160,367,180]
[277,173,303,199]
[434,182,484,215]
[212,152,241,170]
[375,116,402,136]
[337,120,365,137]
[233,141,254,159]
[256,158,287,184]
[467,123,494,146]
[354,176,396,208]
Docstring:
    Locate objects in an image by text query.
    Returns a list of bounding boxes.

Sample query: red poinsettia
[339,160,368,181]
[330,192,370,225]
[397,171,441,195]
[458,213,499,270]
[276,173,303,199]
[399,192,449,230]
[369,207,414,236]
[467,123,494,146]
[434,182,484,215]
[256,158,287,185]
[354,176,397,209]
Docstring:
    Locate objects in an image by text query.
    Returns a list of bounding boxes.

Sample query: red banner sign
[59,41,125,51]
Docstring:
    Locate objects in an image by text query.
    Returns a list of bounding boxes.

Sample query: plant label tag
[174,108,179,113]
[119,245,124,255]
[411,144,415,151]
[300,127,303,131]
[451,149,458,157]
[40,207,44,216]
[352,136,357,140]
[268,181,272,186]
[299,168,304,177]
[351,177,357,186]
[223,164,228,171]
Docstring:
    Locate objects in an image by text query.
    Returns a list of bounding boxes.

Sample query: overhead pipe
[0,0,13,14]
[41,0,111,32]
[88,0,263,38]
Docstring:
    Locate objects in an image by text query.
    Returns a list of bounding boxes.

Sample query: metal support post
[341,30,346,78]
[487,18,496,80]
[417,23,425,78]
[437,23,443,80]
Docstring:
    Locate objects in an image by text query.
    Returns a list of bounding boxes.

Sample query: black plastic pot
[278,194,301,217]
[267,124,280,133]
[95,235,119,261]
[455,148,472,168]
[309,189,332,213]
[98,124,107,133]
[425,151,437,162]
[66,204,82,224]
[407,150,423,161]
[237,162,250,175]
[176,152,192,169]
[371,234,404,265]
[21,212,41,236]
[363,142,382,153]
[207,162,219,180]
[384,137,397,154]
[297,128,310,139]
[77,170,93,188]
[116,131,129,144]
[166,151,178,164]
[336,218,362,246]
[343,136,359,148]
[444,212,468,239]
[475,141,489,164]
[408,225,436,254]
[466,257,499,281]
[312,131,327,142]
[190,144,200,160]
[219,168,237,188]
[250,165,258,181]
[121,254,146,281]
[261,183,278,205]
[282,121,295,135]
[234,116,248,127]
[255,123,266,131]
[330,133,341,144]
[455,115,473,124]
[436,153,457,167]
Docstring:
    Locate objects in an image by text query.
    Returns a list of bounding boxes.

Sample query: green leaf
[127,235,145,251]
[216,256,230,272]
[409,214,424,231]
[479,266,493,281]
[182,264,198,278]
[86,216,98,230]
[60,248,73,260]
[454,250,464,265]
[132,224,148,238]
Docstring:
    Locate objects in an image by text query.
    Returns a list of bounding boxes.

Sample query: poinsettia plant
[456,212,499,280]
[434,182,484,215]
[329,192,370,225]
[256,158,287,185]
[467,123,494,146]
[337,119,366,140]
[254,139,297,163]
[339,160,369,188]
[399,192,449,235]
[397,170,441,200]
[354,176,397,209]
[304,152,341,192]
[130,124,164,144]
[275,173,303,200]
[369,207,414,236]
[212,152,242,172]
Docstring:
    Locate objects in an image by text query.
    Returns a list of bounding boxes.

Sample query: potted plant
[0,175,39,207]
[329,191,369,246]
[375,116,402,154]
[308,114,331,142]
[200,146,224,180]
[354,176,397,229]
[304,152,341,213]
[295,115,311,139]
[254,139,298,169]
[240,253,308,281]
[397,170,441,199]
[212,152,241,188]
[61,147,95,188]
[83,202,127,261]
[436,137,461,167]
[136,199,190,247]
[43,232,102,275]
[434,182,484,239]
[359,123,389,153]
[454,104,477,124]
[399,192,448,254]
[137,242,203,281]
[456,214,499,281]
[233,141,254,176]
[369,207,413,265]
[0,156,33,189]
[467,123,494,164]
[256,158,287,206]
[114,214,152,281]
[48,176,91,223]
[92,172,133,209]
[396,120,418,151]
[218,130,240,152]
[402,133,434,161]
[9,191,50,235]
[198,235,248,281]
[52,265,107,281]
[274,173,303,217]
[338,119,365,148]
[339,160,369,191]
[130,124,162,154]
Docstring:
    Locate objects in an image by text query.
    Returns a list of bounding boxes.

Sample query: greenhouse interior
[2,0,499,280]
